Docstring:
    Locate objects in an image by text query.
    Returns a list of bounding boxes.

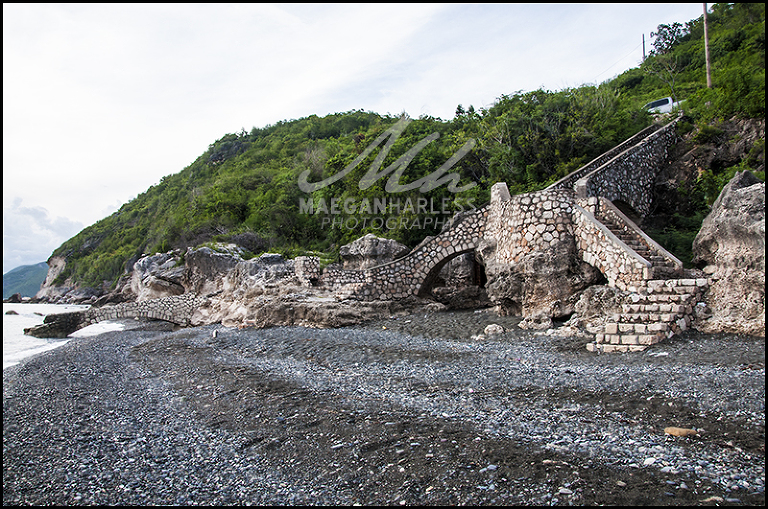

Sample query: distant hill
[3,262,48,299]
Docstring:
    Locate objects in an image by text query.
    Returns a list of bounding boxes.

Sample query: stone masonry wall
[294,256,321,287]
[572,197,651,291]
[483,187,576,265]
[574,119,678,217]
[550,117,678,217]
[80,293,205,328]
[24,293,207,338]
[320,206,488,300]
[548,123,660,192]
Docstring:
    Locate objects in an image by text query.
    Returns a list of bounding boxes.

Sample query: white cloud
[3,198,84,273]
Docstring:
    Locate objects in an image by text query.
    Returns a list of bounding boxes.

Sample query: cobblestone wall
[81,293,205,327]
[24,293,207,338]
[321,206,488,300]
[572,198,652,291]
[550,117,679,217]
[483,186,576,264]
[548,123,660,191]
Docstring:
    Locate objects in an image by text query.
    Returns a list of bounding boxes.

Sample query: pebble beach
[3,310,765,505]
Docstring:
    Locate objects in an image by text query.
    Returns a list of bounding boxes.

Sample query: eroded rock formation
[477,188,604,326]
[338,233,409,270]
[692,171,765,336]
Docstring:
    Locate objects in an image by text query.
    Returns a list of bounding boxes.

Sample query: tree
[650,22,688,55]
[642,53,687,105]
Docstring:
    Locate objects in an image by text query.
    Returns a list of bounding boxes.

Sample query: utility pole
[642,33,646,61]
[703,3,713,88]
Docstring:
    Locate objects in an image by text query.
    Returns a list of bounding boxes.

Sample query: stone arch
[416,246,480,297]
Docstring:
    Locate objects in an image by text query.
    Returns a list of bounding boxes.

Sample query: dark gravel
[3,310,765,505]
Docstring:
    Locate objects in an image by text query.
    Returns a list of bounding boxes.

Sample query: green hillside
[3,262,49,299]
[51,3,764,290]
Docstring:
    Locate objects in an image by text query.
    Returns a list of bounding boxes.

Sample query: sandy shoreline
[3,312,765,505]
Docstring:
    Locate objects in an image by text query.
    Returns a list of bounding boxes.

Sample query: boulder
[339,234,409,270]
[572,285,626,330]
[130,251,185,301]
[183,245,244,295]
[692,171,765,336]
[223,253,297,296]
[484,323,504,335]
[480,238,603,320]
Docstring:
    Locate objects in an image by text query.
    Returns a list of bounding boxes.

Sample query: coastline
[3,303,123,369]
[3,312,765,505]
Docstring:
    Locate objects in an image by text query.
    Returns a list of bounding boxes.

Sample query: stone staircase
[595,210,681,279]
[581,198,709,353]
[587,278,709,353]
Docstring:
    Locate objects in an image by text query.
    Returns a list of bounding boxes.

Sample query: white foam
[3,303,124,369]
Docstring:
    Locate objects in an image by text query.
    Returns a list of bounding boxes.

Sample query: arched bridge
[24,293,206,338]
[320,206,488,300]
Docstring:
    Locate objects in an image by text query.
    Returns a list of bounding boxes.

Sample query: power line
[593,41,644,83]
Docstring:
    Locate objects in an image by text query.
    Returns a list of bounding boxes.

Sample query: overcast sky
[3,3,705,274]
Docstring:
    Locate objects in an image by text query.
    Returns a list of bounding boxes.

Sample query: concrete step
[626,292,695,304]
[593,331,667,348]
[609,312,684,324]
[621,303,689,314]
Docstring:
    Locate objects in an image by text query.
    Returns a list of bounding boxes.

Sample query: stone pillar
[491,182,511,204]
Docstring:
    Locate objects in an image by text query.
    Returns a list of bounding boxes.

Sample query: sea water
[3,303,125,369]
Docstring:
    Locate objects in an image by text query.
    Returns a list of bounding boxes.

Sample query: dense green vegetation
[52,3,764,288]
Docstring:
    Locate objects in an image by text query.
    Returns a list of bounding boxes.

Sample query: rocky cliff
[692,171,765,336]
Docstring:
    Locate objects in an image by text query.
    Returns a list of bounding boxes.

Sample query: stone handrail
[548,124,660,192]
[596,197,683,273]
[571,202,651,291]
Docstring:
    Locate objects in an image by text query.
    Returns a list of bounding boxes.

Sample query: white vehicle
[644,97,684,114]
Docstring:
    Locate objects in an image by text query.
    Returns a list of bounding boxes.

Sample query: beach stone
[339,234,409,270]
[664,427,699,437]
[484,324,504,335]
